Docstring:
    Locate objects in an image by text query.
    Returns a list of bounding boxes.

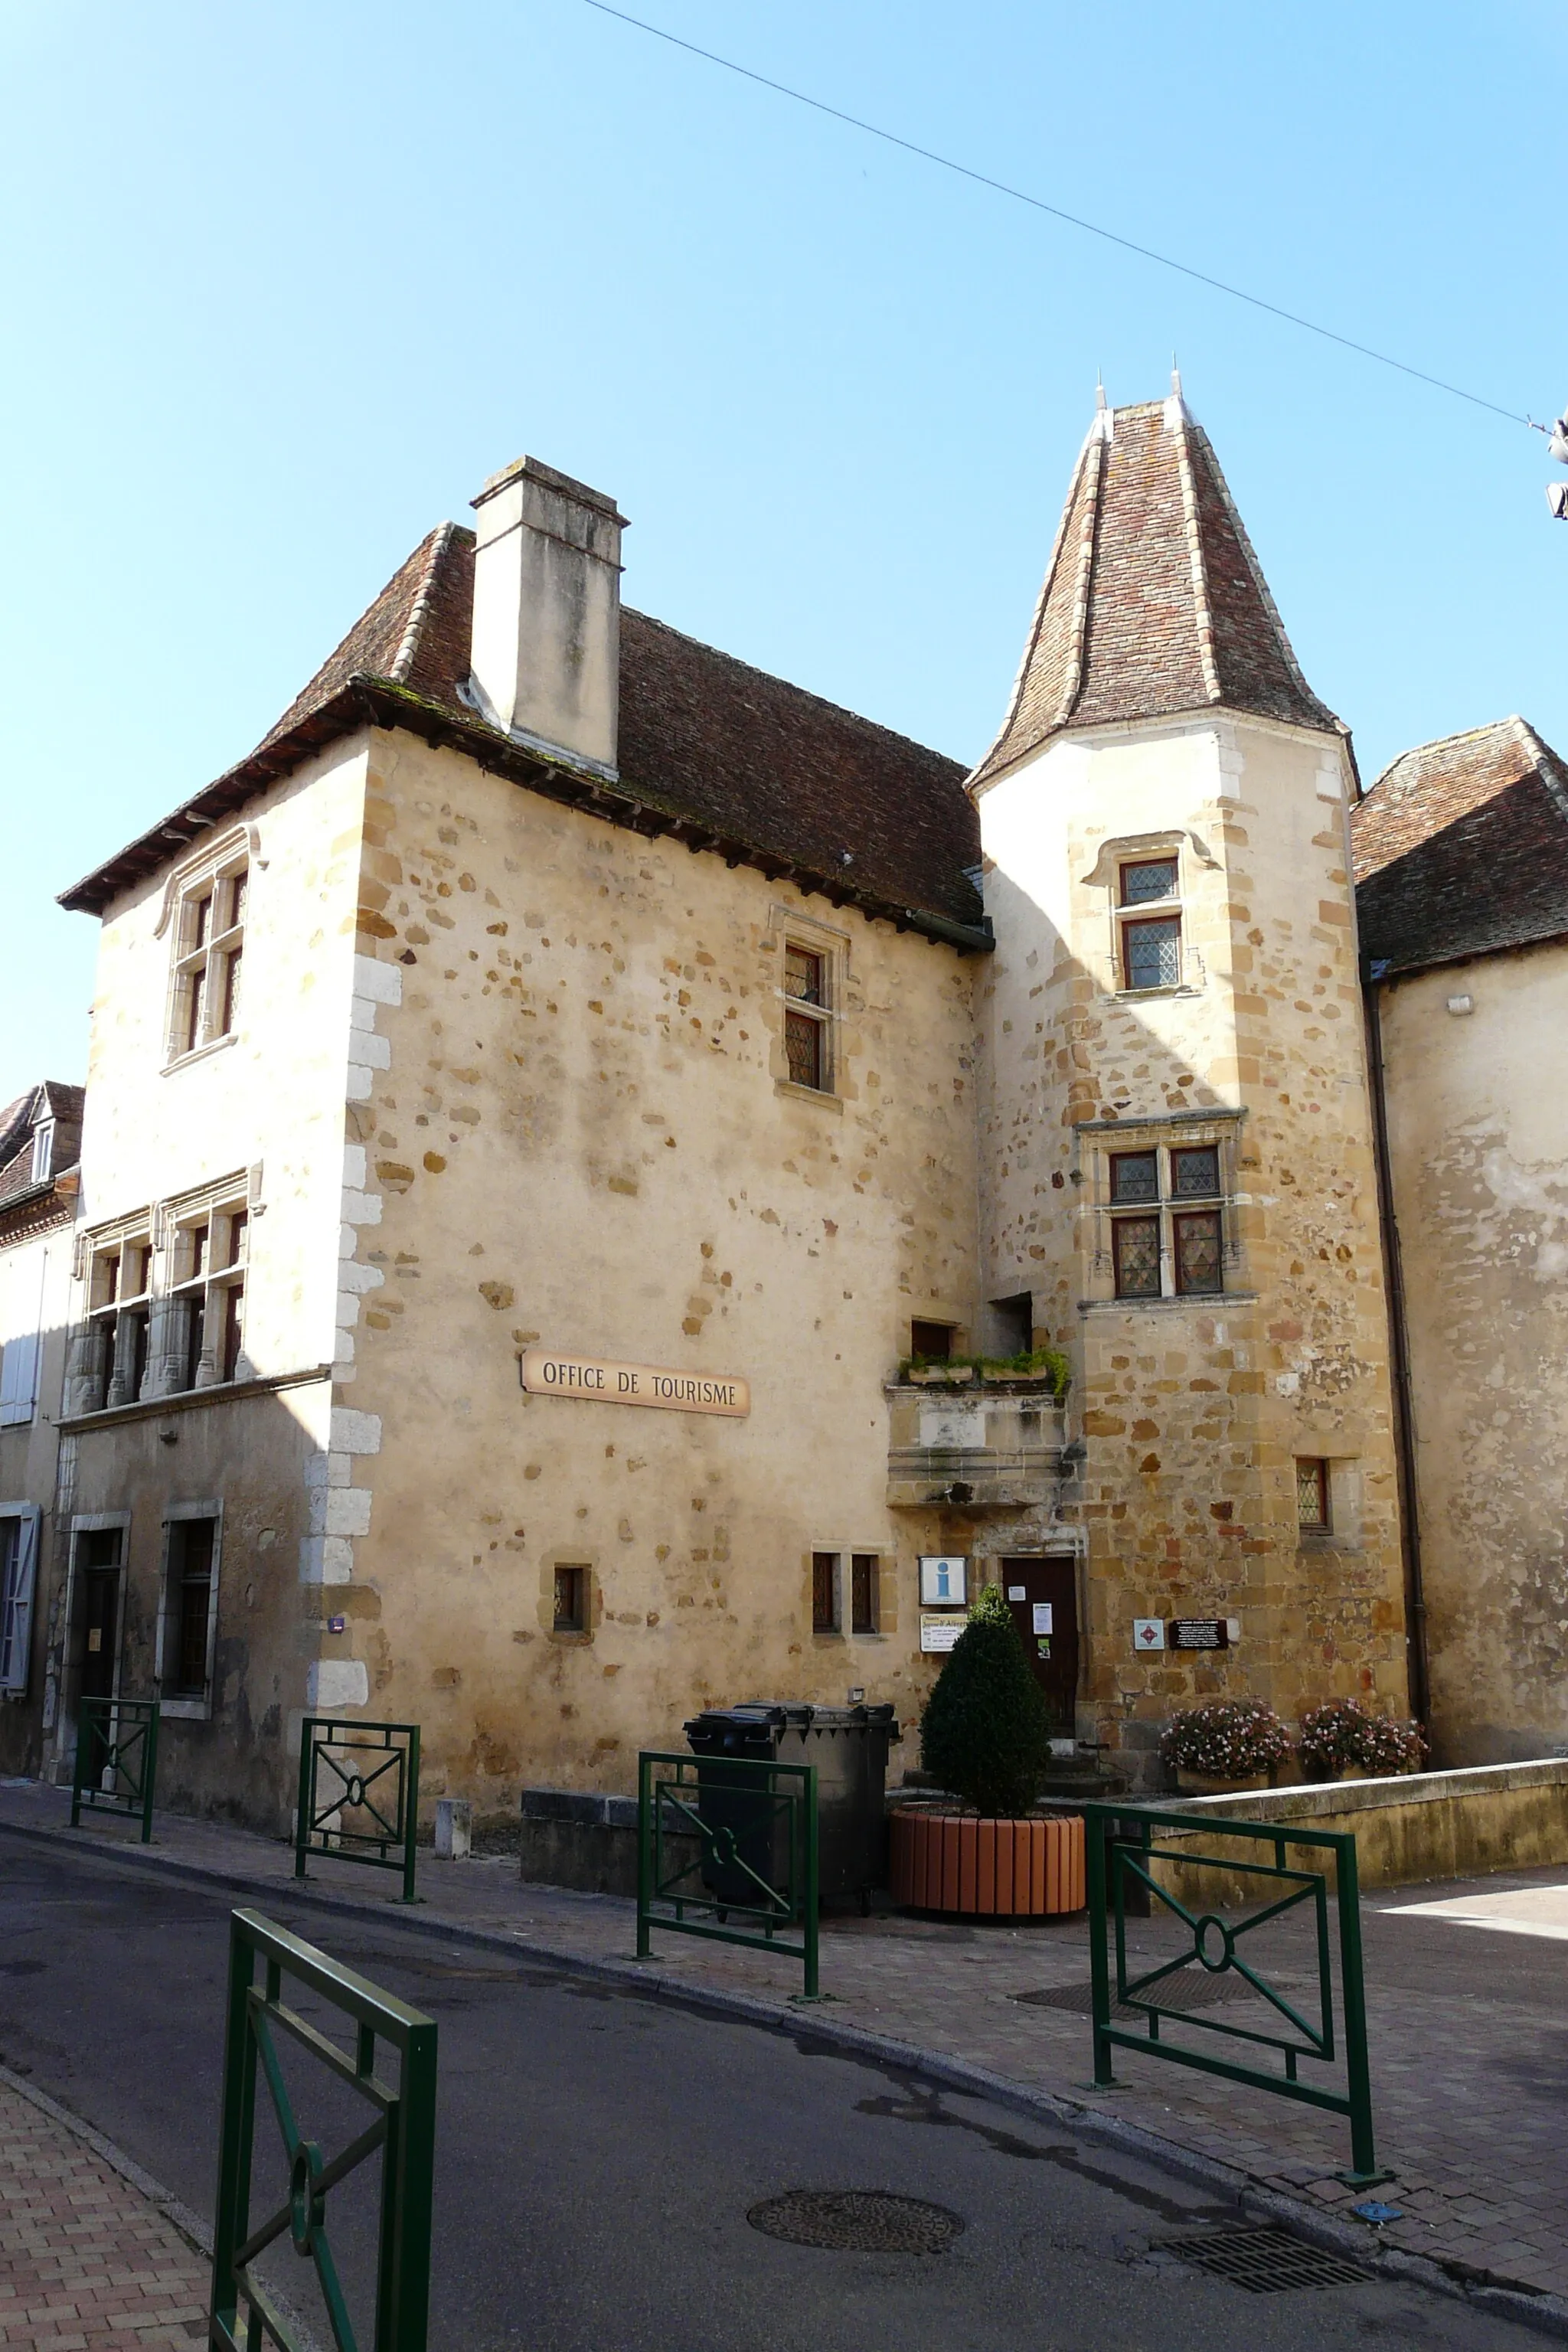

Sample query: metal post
[386,2010,439,2352]
[635,1753,652,1959]
[139,1707,159,1843]
[400,1726,421,1904]
[1086,1810,1114,2086]
[801,1764,820,2000]
[1334,1833,1380,2182]
[208,1919,258,2347]
[294,1718,313,1880]
[69,1704,89,1830]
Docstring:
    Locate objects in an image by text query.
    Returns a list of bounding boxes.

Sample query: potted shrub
[891,1585,1083,1916]
[1161,1698,1292,1795]
[1298,1698,1427,1782]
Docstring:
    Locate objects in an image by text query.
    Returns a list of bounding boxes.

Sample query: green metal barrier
[635,1749,820,1997]
[210,1908,437,2352]
[295,1718,420,1903]
[70,1697,159,1841]
[1080,1802,1385,2184]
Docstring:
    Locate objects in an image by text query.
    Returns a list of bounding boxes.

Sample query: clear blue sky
[2,0,1562,1101]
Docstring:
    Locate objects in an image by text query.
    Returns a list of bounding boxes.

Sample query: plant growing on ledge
[1159,1698,1292,1784]
[919,1583,1053,1815]
[897,1344,1070,1398]
[1298,1698,1427,1781]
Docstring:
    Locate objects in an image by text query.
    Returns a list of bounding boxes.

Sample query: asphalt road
[0,1834,1547,2352]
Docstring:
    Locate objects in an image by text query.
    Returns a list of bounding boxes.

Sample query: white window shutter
[0,1509,41,1693]
[0,1331,40,1427]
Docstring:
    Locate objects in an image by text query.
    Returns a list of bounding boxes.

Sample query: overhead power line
[573,0,1532,433]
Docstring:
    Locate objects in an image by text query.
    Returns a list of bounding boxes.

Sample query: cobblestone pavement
[0,2075,205,2350]
[2,1778,1565,2318]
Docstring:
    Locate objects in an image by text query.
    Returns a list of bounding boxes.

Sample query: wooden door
[78,1530,121,1707]
[1001,1557,1079,1736]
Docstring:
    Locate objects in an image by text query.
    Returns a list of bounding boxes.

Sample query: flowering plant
[1159,1699,1291,1779]
[1298,1698,1426,1780]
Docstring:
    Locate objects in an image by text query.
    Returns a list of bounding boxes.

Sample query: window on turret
[1108,1142,1226,1300]
[1118,858,1183,991]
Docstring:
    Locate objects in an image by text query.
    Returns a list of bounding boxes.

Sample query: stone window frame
[78,1213,155,1414]
[155,825,256,1074]
[68,1170,257,1416]
[1075,1110,1247,1306]
[543,1551,596,1645]
[154,1498,224,1722]
[768,905,850,1110]
[1078,829,1218,1000]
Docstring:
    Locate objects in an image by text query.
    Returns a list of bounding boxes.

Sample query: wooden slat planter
[890,1808,1086,1916]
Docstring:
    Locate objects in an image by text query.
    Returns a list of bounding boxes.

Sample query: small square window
[812,1551,840,1634]
[1120,858,1178,906]
[1171,1145,1221,1197]
[910,1321,953,1361]
[851,1554,878,1635]
[554,1564,589,1633]
[1122,916,1182,990]
[1296,1460,1330,1531]
[1109,1151,1159,1204]
[1174,1209,1223,1295]
[1112,1215,1161,1299]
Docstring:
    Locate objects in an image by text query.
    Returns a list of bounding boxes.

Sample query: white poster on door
[1031,1602,1054,1635]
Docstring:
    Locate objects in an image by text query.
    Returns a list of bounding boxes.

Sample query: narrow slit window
[850,1553,877,1636]
[812,1551,839,1634]
[554,1564,589,1632]
[783,944,830,1091]
[1296,1459,1330,1531]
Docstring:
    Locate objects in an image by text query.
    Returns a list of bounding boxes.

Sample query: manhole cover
[1016,1972,1276,2017]
[1156,2225,1371,2294]
[747,2190,964,2254]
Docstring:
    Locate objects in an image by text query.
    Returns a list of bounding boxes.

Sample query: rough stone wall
[335,728,982,1817]
[1378,941,1568,1765]
[978,715,1408,1779]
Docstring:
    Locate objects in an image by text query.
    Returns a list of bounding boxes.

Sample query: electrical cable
[573,0,1532,432]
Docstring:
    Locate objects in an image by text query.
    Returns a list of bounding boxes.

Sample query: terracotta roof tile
[65,529,982,939]
[972,397,1340,787]
[1351,717,1568,974]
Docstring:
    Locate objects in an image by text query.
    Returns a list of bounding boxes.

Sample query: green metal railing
[635,1749,820,1997]
[1080,1802,1385,2184]
[210,1908,437,2352]
[70,1697,159,1841]
[295,1719,421,1903]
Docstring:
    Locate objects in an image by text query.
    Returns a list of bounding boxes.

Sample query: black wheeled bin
[684,1701,900,1910]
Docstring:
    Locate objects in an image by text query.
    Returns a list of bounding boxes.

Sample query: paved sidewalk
[0,2073,206,2350]
[2,1777,1566,2322]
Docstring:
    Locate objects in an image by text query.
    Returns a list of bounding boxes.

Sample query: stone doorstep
[6,1809,1568,2337]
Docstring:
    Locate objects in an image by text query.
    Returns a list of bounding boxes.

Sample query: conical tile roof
[970,393,1341,789]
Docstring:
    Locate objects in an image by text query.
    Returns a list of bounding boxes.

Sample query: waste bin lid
[737,1700,900,1733]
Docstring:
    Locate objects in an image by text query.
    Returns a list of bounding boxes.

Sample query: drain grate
[1016,1971,1279,2017]
[747,2190,964,2254]
[1156,2225,1372,2294]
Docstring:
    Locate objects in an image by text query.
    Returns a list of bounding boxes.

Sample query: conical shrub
[919,1583,1054,1816]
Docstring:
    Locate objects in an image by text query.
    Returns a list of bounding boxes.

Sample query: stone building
[5,395,1432,1828]
[1353,717,1568,1766]
[0,1083,82,1771]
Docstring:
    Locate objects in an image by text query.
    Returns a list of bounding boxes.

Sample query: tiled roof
[970,394,1341,788]
[1352,717,1568,975]
[0,1080,84,1212]
[62,529,985,946]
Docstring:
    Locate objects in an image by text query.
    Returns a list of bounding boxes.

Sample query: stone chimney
[466,456,627,778]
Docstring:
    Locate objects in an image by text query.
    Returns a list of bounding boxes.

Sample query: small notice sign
[1169,1619,1230,1651]
[920,1557,968,1608]
[1031,1602,1054,1635]
[1132,1618,1165,1652]
[520,1348,749,1418]
[920,1615,965,1654]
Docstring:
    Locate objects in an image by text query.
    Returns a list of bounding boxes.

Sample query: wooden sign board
[520,1348,750,1418]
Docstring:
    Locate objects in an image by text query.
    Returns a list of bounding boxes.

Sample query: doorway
[1001,1557,1079,1736]
[76,1526,123,1781]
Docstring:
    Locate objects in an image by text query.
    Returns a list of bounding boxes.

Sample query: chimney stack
[467,456,627,778]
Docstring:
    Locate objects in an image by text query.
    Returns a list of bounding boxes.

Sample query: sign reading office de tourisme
[519,1347,750,1419]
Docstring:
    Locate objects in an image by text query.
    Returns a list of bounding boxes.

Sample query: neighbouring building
[1353,717,1568,1766]
[15,387,1535,1836]
[0,1083,82,1772]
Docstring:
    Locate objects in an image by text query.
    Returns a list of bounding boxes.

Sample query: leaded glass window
[1296,1459,1329,1530]
[1122,916,1181,990]
[1110,1151,1158,1204]
[1171,1145,1220,1197]
[1173,1209,1223,1295]
[783,943,829,1090]
[1120,858,1177,906]
[1112,1215,1161,1299]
